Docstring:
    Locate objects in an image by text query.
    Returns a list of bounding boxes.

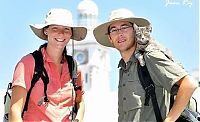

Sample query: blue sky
[0,0,199,90]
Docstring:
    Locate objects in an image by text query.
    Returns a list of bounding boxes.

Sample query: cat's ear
[146,25,152,33]
[133,23,139,30]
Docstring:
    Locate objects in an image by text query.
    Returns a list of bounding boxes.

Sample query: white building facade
[67,1,118,121]
[67,0,111,92]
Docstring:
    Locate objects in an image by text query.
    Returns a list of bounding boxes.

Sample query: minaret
[67,0,111,92]
[77,0,98,30]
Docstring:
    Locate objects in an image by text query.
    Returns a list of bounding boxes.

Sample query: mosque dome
[77,0,98,16]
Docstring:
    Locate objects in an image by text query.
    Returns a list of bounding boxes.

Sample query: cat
[134,24,175,66]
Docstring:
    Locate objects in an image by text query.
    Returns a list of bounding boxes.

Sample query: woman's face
[44,24,72,50]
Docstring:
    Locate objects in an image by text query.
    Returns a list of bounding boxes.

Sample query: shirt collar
[118,53,138,70]
[41,47,66,63]
[41,47,52,63]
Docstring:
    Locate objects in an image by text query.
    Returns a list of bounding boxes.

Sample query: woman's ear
[44,28,48,35]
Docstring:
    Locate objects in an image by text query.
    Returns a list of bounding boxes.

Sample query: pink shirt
[12,48,84,122]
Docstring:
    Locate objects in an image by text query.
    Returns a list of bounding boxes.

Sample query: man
[93,8,198,122]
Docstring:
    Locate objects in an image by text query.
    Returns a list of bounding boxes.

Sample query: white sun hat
[30,8,87,41]
[93,8,150,47]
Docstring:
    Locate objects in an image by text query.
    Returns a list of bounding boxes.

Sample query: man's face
[108,21,136,53]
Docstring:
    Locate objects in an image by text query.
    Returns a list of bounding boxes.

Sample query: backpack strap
[66,55,81,91]
[4,83,12,104]
[65,54,81,120]
[137,63,163,122]
[22,50,49,116]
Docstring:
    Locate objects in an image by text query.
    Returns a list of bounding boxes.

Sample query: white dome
[77,0,98,16]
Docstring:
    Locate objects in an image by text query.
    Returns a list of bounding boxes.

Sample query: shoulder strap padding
[65,55,81,91]
[22,50,49,115]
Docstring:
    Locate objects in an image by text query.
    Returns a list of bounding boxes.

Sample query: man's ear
[108,35,113,43]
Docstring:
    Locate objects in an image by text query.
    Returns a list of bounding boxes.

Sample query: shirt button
[58,91,61,95]
[123,97,126,100]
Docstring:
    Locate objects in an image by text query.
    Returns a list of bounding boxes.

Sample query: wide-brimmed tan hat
[93,8,150,47]
[30,8,87,41]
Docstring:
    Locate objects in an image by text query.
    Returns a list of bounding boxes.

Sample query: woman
[9,8,87,122]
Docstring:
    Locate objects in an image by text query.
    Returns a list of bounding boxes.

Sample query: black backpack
[137,51,200,122]
[4,49,79,121]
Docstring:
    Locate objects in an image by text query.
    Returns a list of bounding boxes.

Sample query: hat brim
[30,24,87,41]
[93,17,150,47]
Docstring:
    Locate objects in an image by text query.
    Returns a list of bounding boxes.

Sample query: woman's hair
[62,45,68,64]
[39,43,48,50]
